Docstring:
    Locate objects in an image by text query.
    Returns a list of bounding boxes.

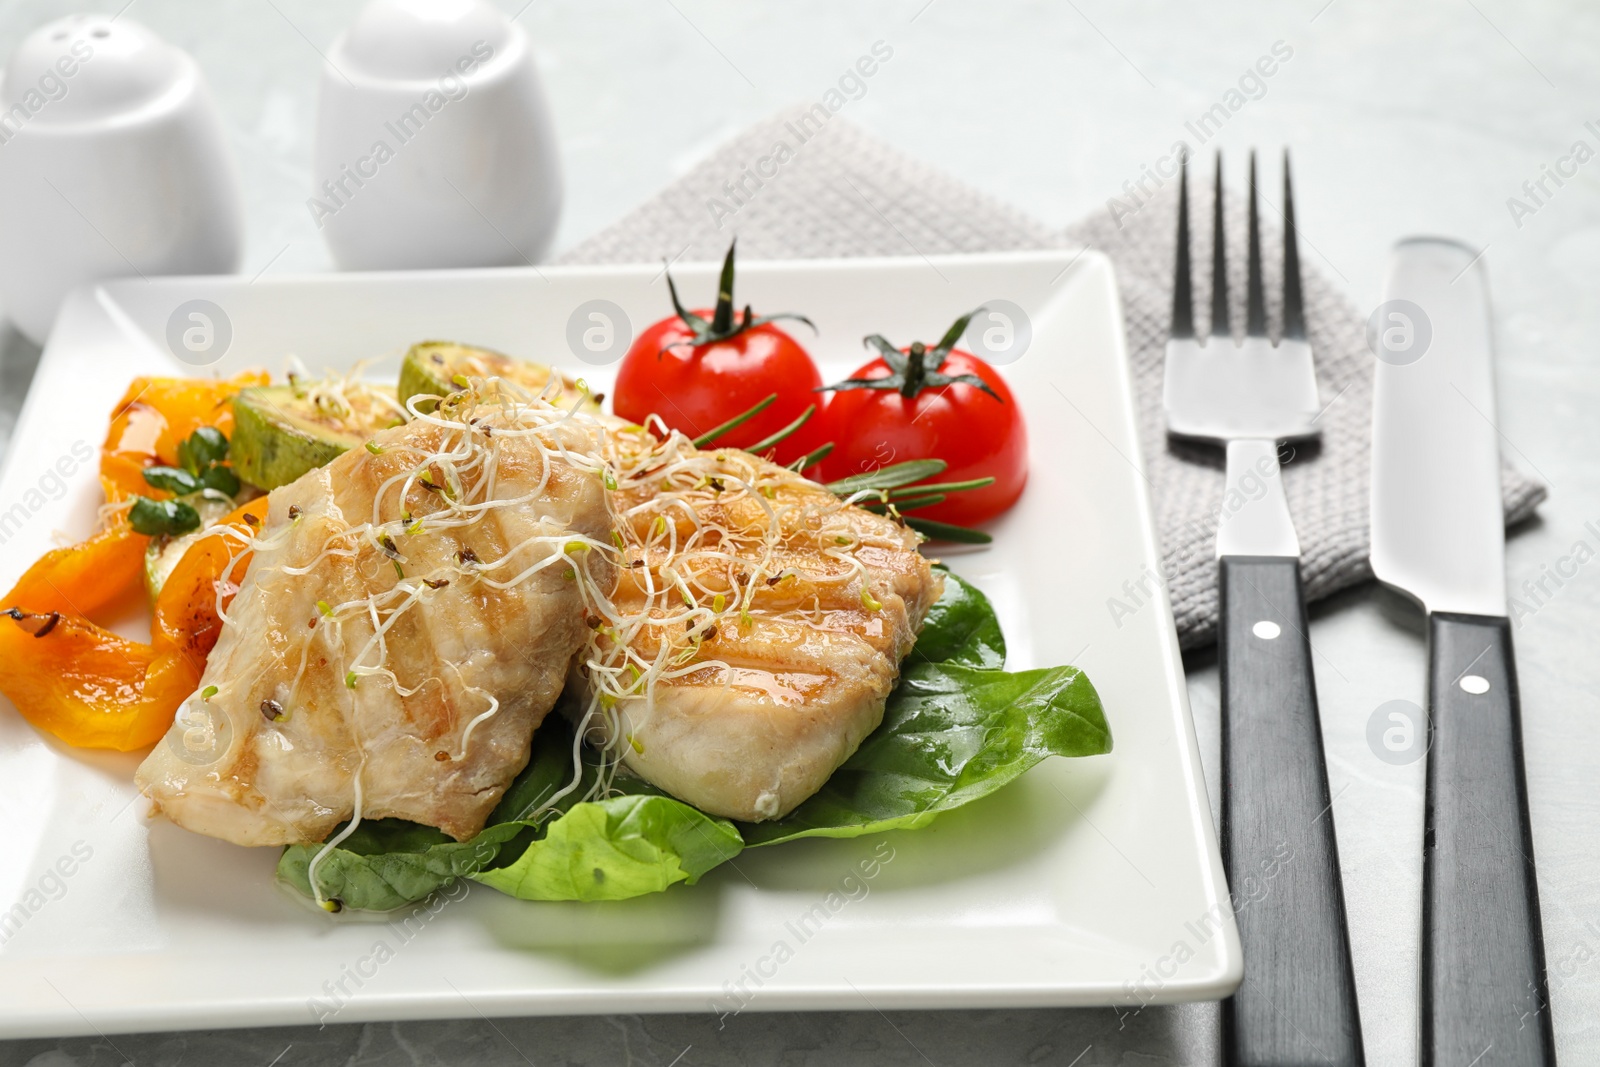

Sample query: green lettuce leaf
[738,660,1111,846]
[276,565,1108,909]
[471,793,743,902]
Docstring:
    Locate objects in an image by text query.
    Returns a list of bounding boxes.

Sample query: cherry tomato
[614,317,822,459]
[612,242,823,465]
[818,316,1028,527]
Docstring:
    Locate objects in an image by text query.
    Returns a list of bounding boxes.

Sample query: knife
[1370,238,1557,1064]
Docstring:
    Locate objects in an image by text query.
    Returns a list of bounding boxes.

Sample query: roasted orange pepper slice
[152,498,265,663]
[1,522,147,620]
[0,612,201,750]
[1,373,269,750]
[0,497,267,751]
[101,373,265,503]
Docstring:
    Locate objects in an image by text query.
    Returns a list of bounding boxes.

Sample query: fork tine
[1210,152,1229,339]
[1281,150,1307,340]
[1171,149,1195,339]
[1245,151,1266,337]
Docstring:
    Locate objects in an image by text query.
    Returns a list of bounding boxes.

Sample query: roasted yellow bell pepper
[100,372,265,503]
[0,374,268,750]
[0,496,267,750]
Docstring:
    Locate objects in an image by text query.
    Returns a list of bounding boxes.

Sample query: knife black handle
[1423,613,1556,1065]
[1219,555,1364,1067]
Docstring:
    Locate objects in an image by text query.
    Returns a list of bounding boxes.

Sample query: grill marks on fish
[592,449,941,822]
[135,413,614,846]
[135,402,941,851]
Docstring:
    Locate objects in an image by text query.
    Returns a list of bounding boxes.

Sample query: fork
[1164,151,1364,1066]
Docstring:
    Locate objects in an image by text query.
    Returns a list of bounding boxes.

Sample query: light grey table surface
[1,1,1597,1064]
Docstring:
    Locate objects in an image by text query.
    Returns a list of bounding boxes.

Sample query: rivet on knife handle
[1422,614,1556,1064]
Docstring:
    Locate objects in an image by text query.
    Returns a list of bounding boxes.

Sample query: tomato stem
[901,342,929,399]
[820,309,1003,402]
[711,240,738,335]
[659,240,817,356]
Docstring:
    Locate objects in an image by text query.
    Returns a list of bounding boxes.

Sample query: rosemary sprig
[692,393,777,448]
[824,460,947,495]
[888,477,994,498]
[746,404,816,454]
[787,442,834,472]
[904,517,993,544]
[865,492,946,513]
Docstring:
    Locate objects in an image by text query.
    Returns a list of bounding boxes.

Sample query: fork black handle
[1422,613,1556,1065]
[1220,555,1364,1067]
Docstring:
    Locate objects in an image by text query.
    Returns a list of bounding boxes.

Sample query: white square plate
[0,250,1238,1037]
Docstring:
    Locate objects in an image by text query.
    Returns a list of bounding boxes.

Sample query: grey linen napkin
[559,107,1545,648]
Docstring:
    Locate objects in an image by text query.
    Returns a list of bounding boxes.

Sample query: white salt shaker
[0,15,244,344]
[312,0,563,271]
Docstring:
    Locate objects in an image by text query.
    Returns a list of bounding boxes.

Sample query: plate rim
[0,249,1240,1036]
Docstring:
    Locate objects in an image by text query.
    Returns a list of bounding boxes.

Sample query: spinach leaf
[277,819,524,913]
[914,566,1005,669]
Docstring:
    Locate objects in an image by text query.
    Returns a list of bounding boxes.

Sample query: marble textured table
[1,0,1597,1063]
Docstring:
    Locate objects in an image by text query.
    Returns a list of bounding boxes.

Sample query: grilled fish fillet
[136,409,613,845]
[589,446,941,822]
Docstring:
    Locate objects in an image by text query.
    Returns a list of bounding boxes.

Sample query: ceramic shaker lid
[2,15,197,125]
[336,0,516,81]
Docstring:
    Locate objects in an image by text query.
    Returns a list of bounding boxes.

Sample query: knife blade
[1371,238,1505,616]
[1371,238,1556,1065]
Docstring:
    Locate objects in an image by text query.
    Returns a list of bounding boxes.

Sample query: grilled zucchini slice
[398,341,595,414]
[232,380,405,490]
[142,493,244,598]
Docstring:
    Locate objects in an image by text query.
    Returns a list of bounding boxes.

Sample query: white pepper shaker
[0,15,244,344]
[312,0,563,271]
